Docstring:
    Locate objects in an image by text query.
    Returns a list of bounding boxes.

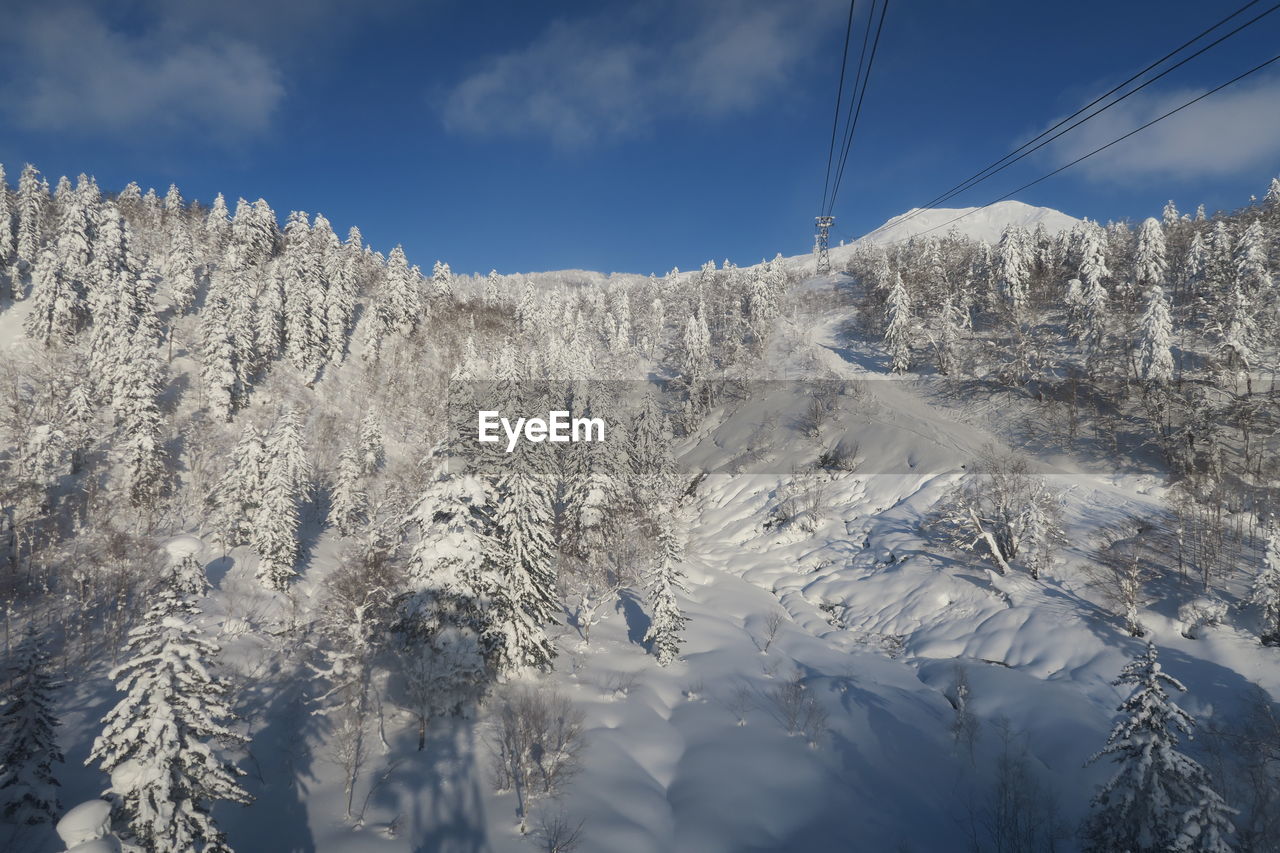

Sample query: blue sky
[1,0,1278,275]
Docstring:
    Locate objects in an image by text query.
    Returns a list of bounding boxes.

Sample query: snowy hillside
[1,159,1278,853]
[854,199,1082,246]
[767,199,1082,276]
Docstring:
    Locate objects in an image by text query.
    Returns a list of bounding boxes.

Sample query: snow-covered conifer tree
[680,301,712,382]
[883,272,913,373]
[165,221,199,313]
[1233,219,1271,296]
[253,408,310,590]
[994,225,1029,316]
[200,297,241,422]
[644,512,687,666]
[15,164,47,273]
[170,552,212,599]
[282,211,325,380]
[330,446,367,537]
[88,584,250,852]
[1249,527,1280,640]
[0,628,63,825]
[116,312,168,510]
[1136,286,1175,385]
[361,246,421,361]
[358,412,385,475]
[1182,231,1207,298]
[1082,277,1109,369]
[627,391,680,511]
[212,426,266,548]
[429,259,454,301]
[322,223,357,365]
[1162,200,1181,229]
[1065,278,1087,341]
[204,192,231,258]
[1205,221,1234,290]
[0,163,14,296]
[1264,177,1280,211]
[23,247,83,345]
[1134,217,1167,291]
[494,446,558,627]
[1078,222,1111,291]
[403,450,552,676]
[1082,642,1235,853]
[162,183,184,227]
[484,269,501,306]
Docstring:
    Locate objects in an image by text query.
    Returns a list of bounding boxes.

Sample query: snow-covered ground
[33,263,1276,853]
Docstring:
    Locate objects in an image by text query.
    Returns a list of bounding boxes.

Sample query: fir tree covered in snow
[494,447,558,629]
[1136,285,1175,385]
[1082,642,1235,853]
[402,451,553,676]
[1249,526,1280,641]
[1135,217,1168,291]
[330,445,367,537]
[883,272,913,373]
[169,552,212,599]
[358,411,385,475]
[253,407,310,590]
[0,628,63,825]
[644,511,687,666]
[88,581,250,852]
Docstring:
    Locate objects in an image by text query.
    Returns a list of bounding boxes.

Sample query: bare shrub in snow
[768,466,830,533]
[1087,520,1158,637]
[486,686,586,828]
[1200,684,1280,851]
[797,387,837,438]
[817,436,860,472]
[928,447,1064,578]
[964,718,1068,853]
[751,608,787,654]
[949,664,980,764]
[599,670,640,699]
[769,670,829,747]
[725,684,754,726]
[529,807,586,852]
[1178,597,1228,639]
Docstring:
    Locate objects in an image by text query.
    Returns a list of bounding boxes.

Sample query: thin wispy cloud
[1043,73,1280,184]
[442,0,843,149]
[0,3,283,142]
[0,0,410,144]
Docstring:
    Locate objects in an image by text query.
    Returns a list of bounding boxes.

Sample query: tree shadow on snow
[232,671,322,853]
[205,554,234,589]
[369,715,490,853]
[617,588,651,648]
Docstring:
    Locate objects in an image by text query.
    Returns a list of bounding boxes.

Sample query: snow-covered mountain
[769,199,1081,275]
[854,199,1082,246]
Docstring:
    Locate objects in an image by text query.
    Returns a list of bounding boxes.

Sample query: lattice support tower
[814,215,835,274]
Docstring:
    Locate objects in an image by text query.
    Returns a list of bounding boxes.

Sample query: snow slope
[768,199,1081,276]
[34,269,1275,853]
[854,199,1082,246]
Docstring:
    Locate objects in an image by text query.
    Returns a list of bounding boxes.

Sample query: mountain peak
[855,200,1081,246]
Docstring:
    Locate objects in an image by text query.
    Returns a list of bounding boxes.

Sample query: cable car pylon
[814,215,835,274]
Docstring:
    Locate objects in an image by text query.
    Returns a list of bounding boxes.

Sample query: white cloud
[1,3,286,142]
[442,0,842,148]
[1043,73,1280,183]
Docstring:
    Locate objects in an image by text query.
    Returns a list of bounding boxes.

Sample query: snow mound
[160,534,205,562]
[56,799,113,847]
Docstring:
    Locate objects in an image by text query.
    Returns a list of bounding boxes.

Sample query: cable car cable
[908,50,1280,242]
[820,0,860,217]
